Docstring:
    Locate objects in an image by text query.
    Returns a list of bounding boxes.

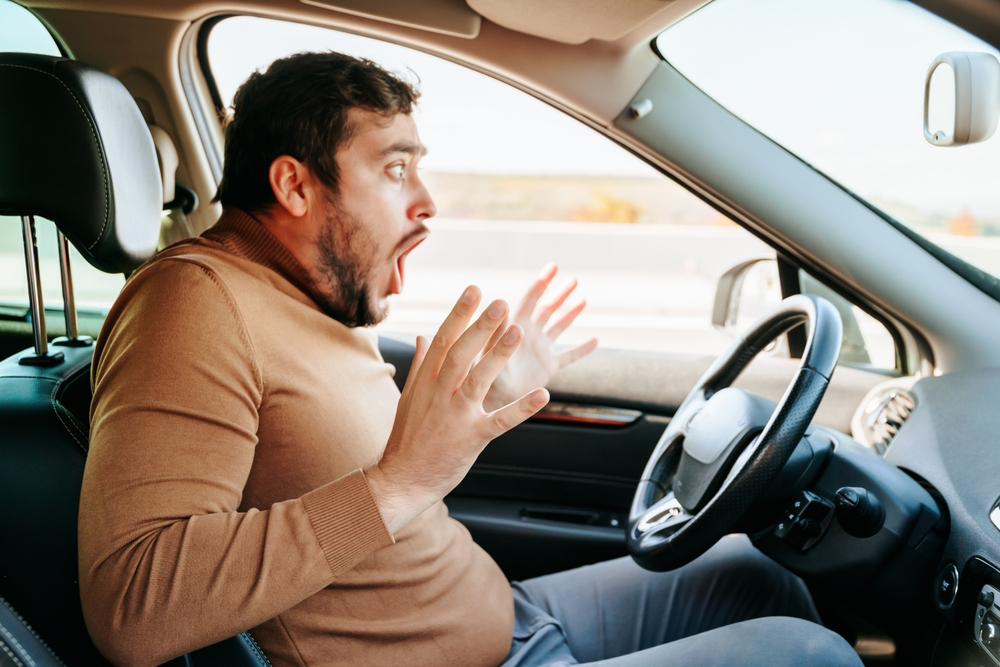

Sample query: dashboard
[882,369,1000,663]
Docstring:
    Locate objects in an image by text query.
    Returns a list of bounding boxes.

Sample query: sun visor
[300,0,481,38]
[467,0,676,45]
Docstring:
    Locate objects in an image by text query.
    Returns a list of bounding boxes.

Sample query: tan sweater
[79,208,514,667]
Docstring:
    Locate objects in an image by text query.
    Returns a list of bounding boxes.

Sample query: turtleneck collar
[202,206,326,308]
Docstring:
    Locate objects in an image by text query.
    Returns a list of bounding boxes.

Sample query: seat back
[0,52,270,667]
[0,346,103,664]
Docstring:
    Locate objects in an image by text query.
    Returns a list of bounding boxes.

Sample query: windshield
[656,0,1000,282]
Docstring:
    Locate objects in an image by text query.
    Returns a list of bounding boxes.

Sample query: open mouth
[389,232,428,295]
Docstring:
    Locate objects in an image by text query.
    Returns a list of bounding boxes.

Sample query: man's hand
[366,286,549,535]
[483,263,598,411]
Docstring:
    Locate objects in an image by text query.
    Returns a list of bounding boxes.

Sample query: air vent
[857,387,916,455]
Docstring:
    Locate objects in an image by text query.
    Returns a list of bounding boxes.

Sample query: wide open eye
[388,164,405,180]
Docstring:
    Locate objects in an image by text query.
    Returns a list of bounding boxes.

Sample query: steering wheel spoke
[634,491,691,536]
[639,390,707,487]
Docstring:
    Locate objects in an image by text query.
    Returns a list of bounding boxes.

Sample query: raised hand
[366,286,550,534]
[484,263,598,411]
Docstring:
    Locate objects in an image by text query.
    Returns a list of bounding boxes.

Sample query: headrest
[0,53,161,273]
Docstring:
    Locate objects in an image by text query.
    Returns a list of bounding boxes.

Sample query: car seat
[0,51,271,667]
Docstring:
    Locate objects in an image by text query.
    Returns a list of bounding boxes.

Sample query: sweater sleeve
[79,258,393,667]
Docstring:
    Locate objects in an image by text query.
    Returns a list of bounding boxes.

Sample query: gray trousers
[501,535,862,667]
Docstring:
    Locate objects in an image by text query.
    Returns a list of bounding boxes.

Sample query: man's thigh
[514,535,820,663]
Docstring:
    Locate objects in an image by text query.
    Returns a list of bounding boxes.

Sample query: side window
[0,1,60,57]
[0,1,125,313]
[207,17,894,370]
[716,258,898,371]
[798,272,897,369]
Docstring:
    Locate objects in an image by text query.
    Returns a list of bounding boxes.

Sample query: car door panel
[379,337,890,580]
[456,415,667,509]
[446,496,629,582]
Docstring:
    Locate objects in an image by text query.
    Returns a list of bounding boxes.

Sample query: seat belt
[0,595,65,667]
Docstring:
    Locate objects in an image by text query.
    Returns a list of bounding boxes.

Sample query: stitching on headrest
[0,63,111,251]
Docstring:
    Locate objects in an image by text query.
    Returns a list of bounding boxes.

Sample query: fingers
[483,313,510,359]
[460,325,522,404]
[543,297,585,340]
[483,388,550,439]
[533,278,578,328]
[558,338,598,368]
[400,335,429,396]
[422,286,482,379]
[437,299,509,389]
[514,263,557,322]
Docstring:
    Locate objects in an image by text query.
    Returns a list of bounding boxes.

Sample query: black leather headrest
[0,53,161,273]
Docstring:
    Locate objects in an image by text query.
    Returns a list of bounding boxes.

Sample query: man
[78,52,861,667]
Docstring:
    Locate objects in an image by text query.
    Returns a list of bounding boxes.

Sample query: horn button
[674,388,775,513]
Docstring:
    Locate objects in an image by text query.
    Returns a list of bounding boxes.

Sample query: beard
[315,195,387,328]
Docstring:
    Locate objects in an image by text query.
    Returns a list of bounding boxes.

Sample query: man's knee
[627,616,861,667]
[728,617,862,667]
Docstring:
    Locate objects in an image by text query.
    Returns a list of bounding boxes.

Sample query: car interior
[3,0,1000,666]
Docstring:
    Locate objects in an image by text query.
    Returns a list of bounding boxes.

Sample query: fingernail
[487,301,506,319]
[531,389,549,406]
[462,287,477,304]
[503,326,519,344]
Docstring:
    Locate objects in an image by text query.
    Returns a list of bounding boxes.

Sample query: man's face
[314,109,434,327]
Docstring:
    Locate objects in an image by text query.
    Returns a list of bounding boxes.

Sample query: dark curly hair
[215,51,420,213]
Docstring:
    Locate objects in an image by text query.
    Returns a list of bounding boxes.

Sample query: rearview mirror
[924,51,1000,147]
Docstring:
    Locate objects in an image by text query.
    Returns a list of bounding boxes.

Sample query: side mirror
[713,260,880,369]
[711,258,781,336]
[924,51,1000,147]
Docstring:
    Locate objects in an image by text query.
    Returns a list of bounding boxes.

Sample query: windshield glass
[656,0,1000,280]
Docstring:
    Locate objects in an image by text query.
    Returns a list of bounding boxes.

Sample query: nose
[409,174,437,222]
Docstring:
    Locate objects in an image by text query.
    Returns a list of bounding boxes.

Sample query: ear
[268,155,312,218]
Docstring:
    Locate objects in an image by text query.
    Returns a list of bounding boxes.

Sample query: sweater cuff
[301,469,394,576]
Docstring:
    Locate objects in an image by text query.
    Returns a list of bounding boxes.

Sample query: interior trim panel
[531,401,643,426]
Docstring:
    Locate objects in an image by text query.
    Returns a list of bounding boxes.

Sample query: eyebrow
[380,141,428,158]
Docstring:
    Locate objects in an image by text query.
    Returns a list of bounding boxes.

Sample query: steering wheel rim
[627,294,843,572]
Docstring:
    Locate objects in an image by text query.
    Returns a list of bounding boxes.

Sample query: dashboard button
[981,590,996,608]
[936,564,959,610]
[985,622,999,647]
[774,520,793,538]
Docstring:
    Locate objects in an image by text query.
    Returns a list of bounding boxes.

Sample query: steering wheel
[627,294,843,572]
